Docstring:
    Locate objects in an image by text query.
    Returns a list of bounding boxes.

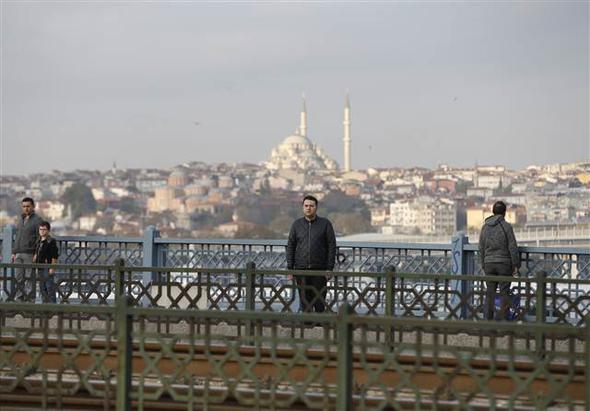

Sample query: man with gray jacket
[11,197,44,301]
[479,201,521,320]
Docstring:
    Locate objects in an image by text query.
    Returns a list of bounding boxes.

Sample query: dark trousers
[14,253,35,301]
[39,268,57,303]
[484,262,512,320]
[295,274,327,313]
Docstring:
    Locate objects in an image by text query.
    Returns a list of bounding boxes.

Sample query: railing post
[142,225,160,269]
[2,225,14,264]
[536,271,547,357]
[451,232,470,319]
[337,303,353,411]
[585,316,590,409]
[114,258,125,299]
[2,225,15,301]
[245,261,256,337]
[116,294,132,411]
[245,261,256,311]
[384,265,396,317]
[141,226,159,306]
[384,265,395,346]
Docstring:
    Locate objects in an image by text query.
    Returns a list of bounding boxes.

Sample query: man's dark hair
[40,221,51,231]
[302,195,318,206]
[492,201,507,216]
[22,197,35,206]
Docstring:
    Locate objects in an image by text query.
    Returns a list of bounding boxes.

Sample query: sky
[1,1,588,175]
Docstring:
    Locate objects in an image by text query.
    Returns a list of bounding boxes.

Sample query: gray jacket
[287,216,336,271]
[13,212,44,254]
[478,214,520,270]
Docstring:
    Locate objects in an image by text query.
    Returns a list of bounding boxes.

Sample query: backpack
[494,291,521,321]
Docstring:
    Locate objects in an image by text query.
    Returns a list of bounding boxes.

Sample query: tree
[125,184,140,194]
[269,214,293,237]
[321,191,363,214]
[61,183,97,219]
[257,178,271,195]
[329,212,373,236]
[190,208,233,230]
[118,197,140,214]
[321,190,373,234]
[455,180,473,195]
[235,223,281,239]
[234,204,266,225]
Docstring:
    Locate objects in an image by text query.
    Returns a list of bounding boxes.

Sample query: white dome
[169,169,186,178]
[265,108,339,172]
[281,134,312,147]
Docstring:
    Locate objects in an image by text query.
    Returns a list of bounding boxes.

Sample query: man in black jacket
[479,201,521,320]
[287,195,336,313]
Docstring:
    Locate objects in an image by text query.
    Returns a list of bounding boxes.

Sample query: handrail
[0,302,584,337]
[2,262,590,284]
[53,235,590,253]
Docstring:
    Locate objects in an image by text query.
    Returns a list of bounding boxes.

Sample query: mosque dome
[266,130,337,171]
[168,169,189,187]
[265,98,339,172]
[282,134,313,148]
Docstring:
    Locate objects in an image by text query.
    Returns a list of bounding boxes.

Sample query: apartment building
[389,197,456,235]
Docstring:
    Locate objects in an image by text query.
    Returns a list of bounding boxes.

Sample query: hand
[512,267,518,277]
[325,271,333,280]
[11,254,16,262]
[49,268,55,275]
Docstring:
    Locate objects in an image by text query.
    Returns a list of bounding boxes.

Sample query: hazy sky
[1,1,588,175]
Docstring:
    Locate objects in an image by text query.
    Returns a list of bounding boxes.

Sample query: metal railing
[1,227,589,325]
[2,226,589,280]
[0,298,587,410]
[2,262,589,329]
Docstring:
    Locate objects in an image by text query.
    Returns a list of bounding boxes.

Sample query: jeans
[484,262,513,320]
[39,268,57,303]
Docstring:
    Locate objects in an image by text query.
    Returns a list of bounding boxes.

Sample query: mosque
[266,95,352,172]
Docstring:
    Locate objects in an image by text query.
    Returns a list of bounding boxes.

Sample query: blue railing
[4,225,587,276]
[2,226,588,298]
[2,225,589,288]
[2,225,589,321]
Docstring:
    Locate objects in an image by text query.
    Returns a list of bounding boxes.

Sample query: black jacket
[34,236,59,264]
[287,216,336,270]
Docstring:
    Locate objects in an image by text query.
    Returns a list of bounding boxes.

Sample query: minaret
[299,93,307,138]
[343,93,352,172]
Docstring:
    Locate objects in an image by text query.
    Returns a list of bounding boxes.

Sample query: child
[33,221,59,303]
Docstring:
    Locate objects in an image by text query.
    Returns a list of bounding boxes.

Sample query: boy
[33,221,59,303]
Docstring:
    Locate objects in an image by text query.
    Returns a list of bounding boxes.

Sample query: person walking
[287,195,337,313]
[33,221,59,303]
[479,201,521,320]
[11,197,44,301]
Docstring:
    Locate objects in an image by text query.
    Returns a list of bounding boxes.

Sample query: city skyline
[1,2,588,176]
